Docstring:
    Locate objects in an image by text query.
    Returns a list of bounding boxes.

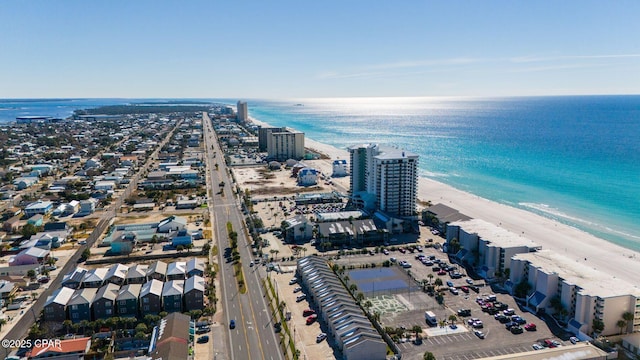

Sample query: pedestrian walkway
[425,324,468,337]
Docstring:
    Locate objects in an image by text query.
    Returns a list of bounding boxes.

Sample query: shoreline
[249,116,640,287]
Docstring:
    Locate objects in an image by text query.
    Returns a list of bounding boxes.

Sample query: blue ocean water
[1,96,639,252]
[246,96,640,251]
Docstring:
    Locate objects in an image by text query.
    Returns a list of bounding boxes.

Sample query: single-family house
[9,247,49,266]
[68,288,97,323]
[126,264,148,284]
[186,258,204,278]
[62,267,87,290]
[166,262,186,281]
[105,263,128,285]
[43,287,74,322]
[92,283,120,319]
[0,280,17,300]
[184,275,204,311]
[146,261,167,281]
[3,215,22,233]
[28,337,91,360]
[162,280,184,313]
[24,200,53,217]
[82,268,108,288]
[140,279,163,314]
[26,214,44,227]
[13,176,38,190]
[117,284,141,317]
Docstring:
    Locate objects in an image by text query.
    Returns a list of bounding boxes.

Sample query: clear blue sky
[1,0,639,98]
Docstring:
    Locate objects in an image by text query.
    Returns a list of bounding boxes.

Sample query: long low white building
[510,250,640,338]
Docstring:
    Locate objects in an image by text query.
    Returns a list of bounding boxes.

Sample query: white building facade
[348,144,418,217]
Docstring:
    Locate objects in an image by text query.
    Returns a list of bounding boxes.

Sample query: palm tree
[355,292,364,303]
[364,300,373,311]
[349,283,358,294]
[427,273,434,284]
[412,325,423,342]
[62,320,72,334]
[373,311,381,323]
[622,311,634,333]
[438,320,447,328]
[434,278,443,289]
[300,246,307,257]
[0,319,7,331]
[616,319,627,334]
[448,314,457,326]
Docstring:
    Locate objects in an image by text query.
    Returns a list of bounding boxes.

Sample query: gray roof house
[116,284,142,318]
[184,275,205,311]
[166,261,186,281]
[186,258,204,278]
[126,264,148,284]
[44,287,74,322]
[82,268,108,288]
[140,279,163,315]
[162,280,184,313]
[92,283,119,319]
[62,268,87,289]
[105,263,128,285]
[146,261,167,282]
[68,288,98,323]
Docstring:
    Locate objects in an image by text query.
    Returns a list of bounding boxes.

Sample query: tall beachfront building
[259,126,305,161]
[236,101,248,123]
[348,144,418,217]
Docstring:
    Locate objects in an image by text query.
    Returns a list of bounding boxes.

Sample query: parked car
[467,318,480,326]
[457,309,471,317]
[449,287,459,295]
[532,343,544,350]
[460,286,469,293]
[503,308,515,316]
[569,336,580,344]
[303,309,316,317]
[524,323,537,331]
[289,278,298,285]
[446,281,454,287]
[296,294,307,302]
[196,326,211,334]
[474,330,485,339]
[316,332,327,342]
[505,321,518,330]
[470,285,480,293]
[466,278,474,284]
[510,326,524,334]
[197,335,210,343]
[383,249,389,255]
[305,314,318,325]
[512,316,527,325]
[293,287,302,293]
[437,270,447,276]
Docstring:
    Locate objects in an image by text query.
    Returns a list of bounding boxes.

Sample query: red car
[398,248,406,254]
[460,286,469,293]
[524,323,537,331]
[306,314,318,325]
[437,270,446,276]
[303,309,316,317]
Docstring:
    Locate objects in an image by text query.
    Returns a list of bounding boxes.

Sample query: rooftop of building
[450,218,540,249]
[513,250,640,298]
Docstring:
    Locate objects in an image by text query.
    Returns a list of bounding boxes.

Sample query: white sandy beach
[251,117,640,288]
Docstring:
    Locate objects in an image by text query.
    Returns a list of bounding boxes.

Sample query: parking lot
[333,246,564,360]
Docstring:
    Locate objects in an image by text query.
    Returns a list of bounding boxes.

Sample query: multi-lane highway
[202,112,284,360]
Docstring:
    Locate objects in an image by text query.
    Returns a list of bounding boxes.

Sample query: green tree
[27,269,36,279]
[616,319,627,334]
[0,319,7,331]
[448,314,457,326]
[21,223,38,237]
[434,278,443,289]
[592,318,605,335]
[423,351,436,360]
